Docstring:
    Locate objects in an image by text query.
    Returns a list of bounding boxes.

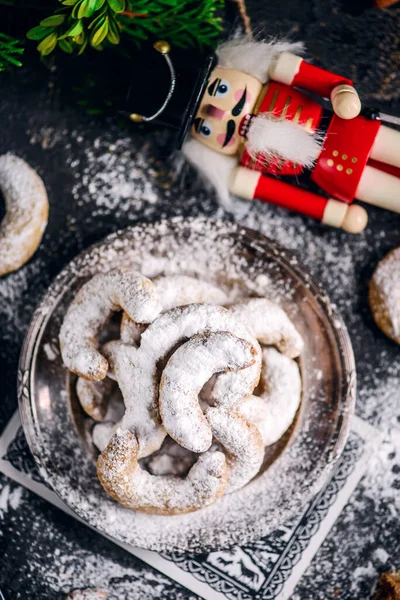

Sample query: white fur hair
[183,137,236,209]
[247,115,323,168]
[216,37,304,83]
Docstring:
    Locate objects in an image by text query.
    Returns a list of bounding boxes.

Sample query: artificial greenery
[0,32,24,70]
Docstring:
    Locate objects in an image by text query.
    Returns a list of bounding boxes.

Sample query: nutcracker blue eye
[199,120,212,137]
[216,80,230,97]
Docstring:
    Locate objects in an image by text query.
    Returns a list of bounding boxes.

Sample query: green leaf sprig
[27,0,125,55]
[0,32,24,70]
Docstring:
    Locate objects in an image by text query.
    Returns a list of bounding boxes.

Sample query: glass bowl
[18,217,356,554]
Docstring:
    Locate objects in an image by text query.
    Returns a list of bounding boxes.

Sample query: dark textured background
[1,0,400,598]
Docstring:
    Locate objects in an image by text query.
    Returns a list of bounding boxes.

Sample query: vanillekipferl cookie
[0,153,49,277]
[369,247,400,344]
[59,268,304,516]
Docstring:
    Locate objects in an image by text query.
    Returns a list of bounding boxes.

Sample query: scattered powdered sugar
[0,475,199,599]
[362,427,400,515]
[357,362,400,429]
[351,563,379,596]
[0,258,46,339]
[28,125,69,150]
[0,483,24,517]
[374,548,390,564]
[292,424,400,600]
[36,549,199,600]
[70,138,160,217]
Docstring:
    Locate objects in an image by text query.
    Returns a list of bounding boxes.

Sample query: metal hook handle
[129,40,176,123]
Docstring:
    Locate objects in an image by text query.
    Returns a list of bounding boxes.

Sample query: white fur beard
[246,116,323,168]
[182,138,236,210]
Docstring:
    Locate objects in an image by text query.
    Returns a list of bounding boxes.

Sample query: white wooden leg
[356,165,400,213]
[370,125,400,168]
[322,200,367,233]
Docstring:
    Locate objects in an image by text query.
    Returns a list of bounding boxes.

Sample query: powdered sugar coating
[369,247,400,344]
[119,317,146,345]
[97,429,227,515]
[239,347,302,446]
[102,304,262,459]
[0,153,49,276]
[228,298,304,358]
[120,274,228,344]
[145,304,262,409]
[59,269,162,381]
[92,422,115,452]
[159,332,257,453]
[153,274,228,309]
[101,341,167,458]
[206,407,264,493]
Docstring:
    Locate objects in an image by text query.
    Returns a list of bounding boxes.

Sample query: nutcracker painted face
[191,66,262,156]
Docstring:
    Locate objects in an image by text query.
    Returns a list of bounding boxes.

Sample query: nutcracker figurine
[127,37,400,232]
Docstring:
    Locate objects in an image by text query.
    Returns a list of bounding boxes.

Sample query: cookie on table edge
[375,570,400,600]
[369,247,400,345]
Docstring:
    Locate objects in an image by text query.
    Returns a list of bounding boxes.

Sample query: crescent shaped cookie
[369,247,400,344]
[153,274,228,311]
[120,275,228,345]
[139,304,261,410]
[0,154,49,276]
[97,429,227,515]
[100,340,167,458]
[159,332,257,453]
[105,304,261,458]
[206,407,265,493]
[59,269,162,381]
[239,347,302,446]
[228,298,304,358]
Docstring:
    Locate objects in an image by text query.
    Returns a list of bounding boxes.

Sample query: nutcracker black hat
[125,40,216,149]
